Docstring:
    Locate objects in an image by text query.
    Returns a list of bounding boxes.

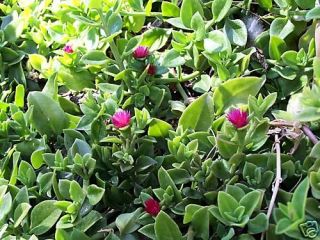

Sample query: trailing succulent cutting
[1,0,320,239]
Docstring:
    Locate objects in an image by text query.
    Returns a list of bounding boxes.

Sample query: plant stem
[120,11,162,17]
[267,134,282,219]
[154,71,201,83]
[98,9,125,71]
[176,83,189,104]
[83,178,89,192]
[109,40,125,71]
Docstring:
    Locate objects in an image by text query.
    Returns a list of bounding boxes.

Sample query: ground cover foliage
[1,0,320,239]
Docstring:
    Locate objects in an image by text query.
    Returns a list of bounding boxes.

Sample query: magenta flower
[111,110,131,129]
[144,198,160,216]
[147,64,156,75]
[133,46,149,59]
[227,108,249,129]
[63,44,74,54]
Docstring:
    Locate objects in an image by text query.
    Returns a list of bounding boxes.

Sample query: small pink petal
[144,198,160,216]
[111,110,131,128]
[63,44,74,54]
[227,108,249,129]
[133,46,149,59]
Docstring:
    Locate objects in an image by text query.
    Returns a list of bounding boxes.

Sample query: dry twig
[267,134,282,219]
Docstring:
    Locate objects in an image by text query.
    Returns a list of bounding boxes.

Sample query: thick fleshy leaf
[148,118,173,137]
[224,19,247,46]
[180,0,204,28]
[155,211,183,240]
[212,0,233,23]
[270,18,295,39]
[30,200,62,235]
[213,77,265,114]
[28,92,69,137]
[178,93,214,131]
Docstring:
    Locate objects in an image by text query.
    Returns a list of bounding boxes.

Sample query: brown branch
[269,120,294,128]
[302,125,319,145]
[267,134,282,219]
[270,120,319,145]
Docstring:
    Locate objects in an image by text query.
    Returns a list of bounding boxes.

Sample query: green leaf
[77,210,103,232]
[218,191,239,216]
[275,218,295,234]
[13,203,31,228]
[123,36,142,56]
[14,84,25,108]
[212,0,233,23]
[148,118,173,137]
[31,150,45,169]
[107,13,122,36]
[306,7,320,21]
[204,30,231,55]
[310,142,320,159]
[281,51,298,67]
[256,0,273,9]
[28,54,47,72]
[162,49,185,67]
[224,19,247,46]
[248,213,268,234]
[64,129,85,150]
[274,0,289,8]
[295,0,315,9]
[239,190,262,216]
[18,161,36,187]
[0,224,8,239]
[179,93,214,131]
[191,12,205,41]
[87,184,105,205]
[28,92,69,137]
[30,200,62,235]
[158,167,182,201]
[0,192,12,222]
[181,0,204,28]
[9,152,19,185]
[270,18,295,39]
[291,177,309,219]
[183,204,202,224]
[269,36,287,60]
[314,57,320,85]
[86,0,103,9]
[115,209,141,236]
[213,77,265,114]
[167,168,192,184]
[138,224,156,239]
[155,211,183,240]
[161,2,180,17]
[128,0,144,11]
[57,66,95,91]
[69,181,85,203]
[80,50,108,65]
[192,207,209,240]
[71,139,92,157]
[141,28,171,51]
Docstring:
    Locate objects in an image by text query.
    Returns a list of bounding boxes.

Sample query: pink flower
[63,44,74,54]
[227,108,249,129]
[144,198,160,216]
[111,110,131,128]
[147,64,156,75]
[133,46,149,59]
